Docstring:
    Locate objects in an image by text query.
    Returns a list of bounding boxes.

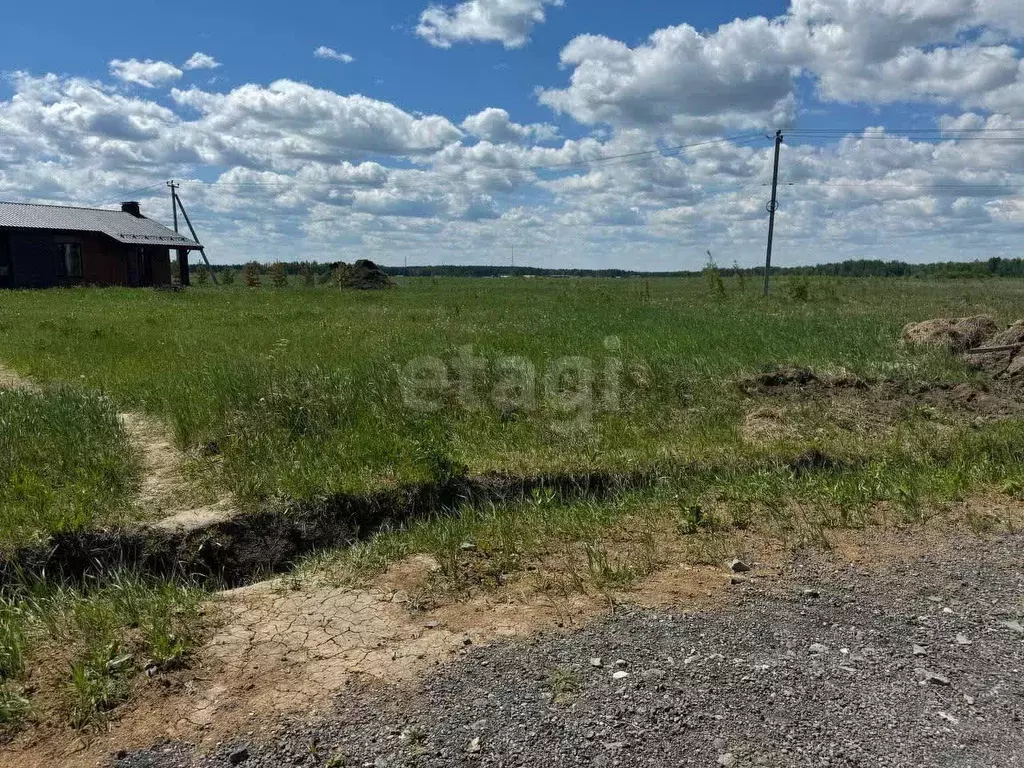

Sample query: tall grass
[1,278,1015,507]
[0,388,140,549]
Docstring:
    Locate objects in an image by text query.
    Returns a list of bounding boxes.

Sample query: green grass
[0,388,140,549]
[1,276,1017,510]
[304,412,1024,594]
[0,572,205,730]
[1,275,1023,732]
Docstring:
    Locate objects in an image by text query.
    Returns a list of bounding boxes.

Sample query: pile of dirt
[902,315,1024,379]
[901,315,998,354]
[737,365,868,395]
[331,259,394,290]
[737,363,1024,442]
[968,320,1024,378]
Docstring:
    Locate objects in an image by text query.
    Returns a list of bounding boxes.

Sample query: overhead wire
[89,127,1024,205]
[91,181,168,208]
[170,133,769,191]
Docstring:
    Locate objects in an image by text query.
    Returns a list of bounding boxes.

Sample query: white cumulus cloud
[461,108,558,143]
[314,46,355,63]
[417,0,563,49]
[108,58,183,88]
[170,80,463,164]
[183,52,221,71]
[539,0,1024,134]
[539,18,800,133]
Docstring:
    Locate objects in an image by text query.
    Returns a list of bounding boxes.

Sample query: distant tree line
[188,257,1024,281]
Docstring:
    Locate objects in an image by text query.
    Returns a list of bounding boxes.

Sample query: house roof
[0,201,202,249]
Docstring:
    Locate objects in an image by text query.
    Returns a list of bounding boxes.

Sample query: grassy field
[2,274,1024,730]
[0,276,1016,508]
[0,388,140,549]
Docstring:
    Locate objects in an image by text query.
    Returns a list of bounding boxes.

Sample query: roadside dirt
[9,496,1022,768]
[129,522,1024,768]
[3,528,752,767]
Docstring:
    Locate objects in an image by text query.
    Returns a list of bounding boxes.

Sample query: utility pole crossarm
[763,130,784,297]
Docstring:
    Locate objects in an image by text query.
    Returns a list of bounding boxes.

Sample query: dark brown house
[0,201,202,288]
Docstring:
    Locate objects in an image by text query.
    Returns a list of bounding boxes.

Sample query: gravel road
[118,532,1024,768]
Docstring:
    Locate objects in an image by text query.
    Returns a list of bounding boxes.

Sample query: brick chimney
[121,201,142,217]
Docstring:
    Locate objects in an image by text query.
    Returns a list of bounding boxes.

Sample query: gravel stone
[116,533,1024,768]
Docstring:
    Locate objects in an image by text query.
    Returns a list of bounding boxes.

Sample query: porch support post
[178,249,190,286]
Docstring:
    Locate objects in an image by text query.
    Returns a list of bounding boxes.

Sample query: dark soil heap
[331,259,394,290]
[737,365,868,395]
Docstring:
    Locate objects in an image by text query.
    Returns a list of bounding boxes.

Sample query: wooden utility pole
[171,185,218,285]
[168,180,179,232]
[168,181,186,285]
[763,130,784,296]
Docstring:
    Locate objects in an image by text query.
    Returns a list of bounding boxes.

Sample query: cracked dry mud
[101,523,1024,768]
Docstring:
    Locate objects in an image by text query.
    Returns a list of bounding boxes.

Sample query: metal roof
[0,201,202,249]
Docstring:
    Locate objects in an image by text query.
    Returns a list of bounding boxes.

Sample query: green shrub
[242,262,262,288]
[704,251,726,300]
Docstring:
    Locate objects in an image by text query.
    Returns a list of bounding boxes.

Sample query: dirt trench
[5,355,1024,590]
[0,468,660,589]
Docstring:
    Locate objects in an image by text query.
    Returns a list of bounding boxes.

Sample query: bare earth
[8,507,1024,768]
[115,523,1024,768]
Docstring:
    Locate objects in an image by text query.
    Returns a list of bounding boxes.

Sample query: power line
[772,180,1021,189]
[786,127,1024,134]
[530,133,765,172]
[91,181,168,208]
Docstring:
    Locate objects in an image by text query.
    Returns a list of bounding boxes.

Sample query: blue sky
[1,0,1023,269]
[4,1,791,132]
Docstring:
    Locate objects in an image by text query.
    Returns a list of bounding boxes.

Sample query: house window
[58,243,83,279]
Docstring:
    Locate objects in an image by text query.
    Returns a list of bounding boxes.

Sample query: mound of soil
[901,316,1024,379]
[737,365,868,395]
[969,321,1024,378]
[331,259,394,290]
[901,315,999,353]
[738,362,1024,437]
